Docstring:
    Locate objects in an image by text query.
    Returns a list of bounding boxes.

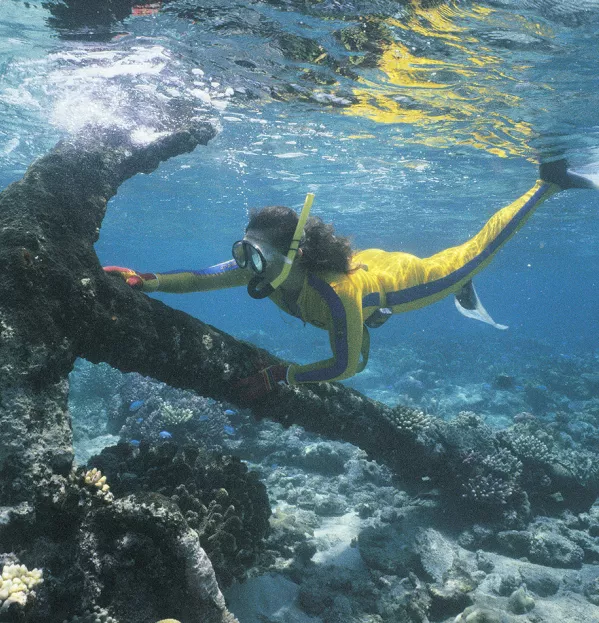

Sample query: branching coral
[72,467,115,504]
[481,448,523,479]
[160,403,195,427]
[462,473,517,507]
[66,605,119,623]
[385,405,431,437]
[460,447,524,509]
[500,430,553,465]
[0,563,43,611]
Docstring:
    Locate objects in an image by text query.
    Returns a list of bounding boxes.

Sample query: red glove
[103,266,158,290]
[234,365,289,402]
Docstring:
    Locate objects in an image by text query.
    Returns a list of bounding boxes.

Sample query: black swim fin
[540,159,598,189]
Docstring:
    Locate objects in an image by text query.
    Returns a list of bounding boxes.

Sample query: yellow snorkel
[270,192,314,290]
[247,193,315,299]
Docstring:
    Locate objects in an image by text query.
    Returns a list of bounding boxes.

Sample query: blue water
[2,0,599,403]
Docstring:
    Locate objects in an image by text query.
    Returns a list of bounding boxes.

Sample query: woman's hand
[234,364,289,402]
[103,266,157,290]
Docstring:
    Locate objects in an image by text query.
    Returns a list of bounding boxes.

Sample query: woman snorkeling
[105,159,596,401]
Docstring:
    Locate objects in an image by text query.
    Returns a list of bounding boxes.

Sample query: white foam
[274,152,308,159]
[51,92,128,133]
[48,50,118,63]
[62,61,166,80]
[5,38,234,142]
[131,127,169,146]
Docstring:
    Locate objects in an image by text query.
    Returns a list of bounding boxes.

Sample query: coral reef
[199,398,599,623]
[105,371,234,451]
[431,411,599,521]
[0,465,243,623]
[75,330,599,527]
[88,442,271,586]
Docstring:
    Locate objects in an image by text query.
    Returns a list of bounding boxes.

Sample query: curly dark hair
[246,205,354,274]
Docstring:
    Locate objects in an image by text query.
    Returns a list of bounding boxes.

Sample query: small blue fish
[535,384,548,391]
[129,400,145,412]
[223,425,236,436]
[224,409,237,416]
[136,417,144,424]
[482,383,492,390]
[515,385,524,391]
[129,439,141,447]
[159,431,172,439]
[198,415,210,422]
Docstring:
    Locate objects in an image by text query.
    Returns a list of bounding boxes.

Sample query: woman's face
[241,229,288,284]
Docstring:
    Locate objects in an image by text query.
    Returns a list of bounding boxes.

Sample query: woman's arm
[287,275,365,384]
[105,260,251,293]
[145,260,251,293]
[233,275,367,400]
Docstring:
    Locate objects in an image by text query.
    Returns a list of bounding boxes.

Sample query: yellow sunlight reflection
[344,2,552,159]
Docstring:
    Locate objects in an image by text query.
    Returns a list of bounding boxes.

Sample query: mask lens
[248,245,265,273]
[232,241,247,268]
[232,240,266,274]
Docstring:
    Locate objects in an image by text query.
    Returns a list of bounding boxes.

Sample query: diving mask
[234,193,315,299]
[232,240,268,274]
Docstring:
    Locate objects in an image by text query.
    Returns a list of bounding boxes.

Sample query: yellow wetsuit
[142,180,559,384]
